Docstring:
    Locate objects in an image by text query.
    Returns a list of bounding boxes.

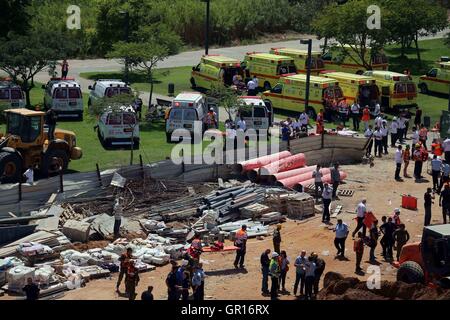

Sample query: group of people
[166,260,206,301]
[280,111,310,141]
[261,229,326,300]
[311,163,342,222]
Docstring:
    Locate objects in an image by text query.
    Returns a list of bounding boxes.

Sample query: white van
[0,81,25,108]
[236,96,273,133]
[42,78,83,120]
[165,92,217,143]
[97,106,140,149]
[88,79,132,107]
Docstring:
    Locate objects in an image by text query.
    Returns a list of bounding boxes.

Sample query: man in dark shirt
[380,216,395,260]
[272,225,281,254]
[141,286,154,301]
[166,264,180,301]
[23,277,40,300]
[424,188,434,226]
[260,249,271,295]
[45,108,57,140]
[440,184,450,224]
[311,252,326,296]
[369,220,379,262]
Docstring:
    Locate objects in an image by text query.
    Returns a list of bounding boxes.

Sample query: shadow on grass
[80,71,163,85]
[386,56,434,75]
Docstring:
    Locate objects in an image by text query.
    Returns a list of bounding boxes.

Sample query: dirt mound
[70,241,110,252]
[318,272,450,300]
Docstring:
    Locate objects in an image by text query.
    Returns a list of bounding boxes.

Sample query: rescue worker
[125,259,140,300]
[234,225,248,269]
[419,124,428,150]
[330,163,341,198]
[379,216,395,260]
[272,224,282,254]
[312,164,324,203]
[431,155,442,192]
[269,252,281,300]
[439,184,450,224]
[373,102,381,118]
[368,220,379,262]
[260,249,271,295]
[392,208,402,228]
[205,108,218,129]
[116,247,133,292]
[431,139,443,157]
[413,143,427,181]
[403,145,411,178]
[45,108,57,141]
[390,117,398,147]
[350,101,360,131]
[186,233,203,267]
[397,115,406,144]
[247,77,257,96]
[443,136,450,163]
[354,232,365,273]
[393,224,410,261]
[113,198,123,239]
[439,161,450,193]
[192,263,205,301]
[338,99,349,127]
[352,199,367,238]
[166,263,181,301]
[411,126,420,152]
[334,219,349,257]
[311,252,326,296]
[381,120,388,155]
[316,109,324,134]
[362,105,371,131]
[365,125,374,157]
[394,145,403,181]
[299,111,309,134]
[322,183,333,223]
[373,126,383,157]
[278,250,290,292]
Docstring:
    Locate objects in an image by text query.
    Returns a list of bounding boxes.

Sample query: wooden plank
[331,205,343,218]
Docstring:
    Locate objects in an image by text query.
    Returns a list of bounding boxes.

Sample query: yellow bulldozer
[0,108,82,183]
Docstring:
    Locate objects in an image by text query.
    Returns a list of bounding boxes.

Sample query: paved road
[32,29,449,106]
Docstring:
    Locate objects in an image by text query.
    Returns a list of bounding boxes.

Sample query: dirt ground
[50,140,442,301]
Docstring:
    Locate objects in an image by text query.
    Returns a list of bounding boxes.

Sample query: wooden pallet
[338,189,354,197]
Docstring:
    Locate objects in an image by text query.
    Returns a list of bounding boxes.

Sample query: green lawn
[80,66,193,98]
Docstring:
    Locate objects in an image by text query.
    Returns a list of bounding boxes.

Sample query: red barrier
[236,151,292,173]
[259,153,306,176]
[276,168,331,188]
[269,165,316,184]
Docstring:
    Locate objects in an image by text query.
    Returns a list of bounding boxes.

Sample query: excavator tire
[0,152,22,183]
[42,149,69,177]
[397,261,425,284]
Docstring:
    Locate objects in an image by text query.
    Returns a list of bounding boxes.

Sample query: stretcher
[202,246,239,253]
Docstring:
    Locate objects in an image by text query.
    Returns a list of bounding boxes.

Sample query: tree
[383,0,448,63]
[107,24,182,107]
[312,0,389,69]
[208,84,246,121]
[0,0,30,38]
[0,31,73,107]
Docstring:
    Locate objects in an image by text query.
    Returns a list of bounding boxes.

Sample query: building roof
[4,108,44,116]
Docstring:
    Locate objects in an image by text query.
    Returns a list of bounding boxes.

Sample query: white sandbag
[60,249,80,261]
[143,220,166,231]
[69,252,91,266]
[7,266,35,292]
[146,234,172,245]
[34,266,55,285]
[18,242,53,257]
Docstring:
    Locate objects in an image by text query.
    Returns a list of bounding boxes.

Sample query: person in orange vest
[125,259,140,300]
[392,208,401,228]
[233,225,248,269]
[431,138,443,157]
[403,145,411,178]
[186,233,203,267]
[362,105,371,131]
[419,124,428,150]
[316,109,324,134]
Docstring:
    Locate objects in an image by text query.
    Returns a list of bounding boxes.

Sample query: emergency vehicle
[260,74,344,119]
[270,47,325,75]
[419,61,450,96]
[190,55,244,90]
[242,52,297,91]
[165,92,217,143]
[0,80,25,108]
[320,71,380,108]
[88,79,132,108]
[42,78,83,119]
[322,46,388,74]
[97,106,140,149]
[363,70,417,111]
[236,96,273,133]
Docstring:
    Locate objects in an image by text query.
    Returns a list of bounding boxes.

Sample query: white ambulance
[235,96,273,133]
[97,106,140,149]
[88,79,132,107]
[42,78,83,120]
[0,80,25,108]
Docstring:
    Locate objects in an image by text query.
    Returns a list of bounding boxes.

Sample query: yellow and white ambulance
[320,71,379,107]
[322,46,388,74]
[419,61,450,96]
[260,74,344,119]
[269,47,325,75]
[363,70,417,110]
[191,55,243,90]
[242,52,297,91]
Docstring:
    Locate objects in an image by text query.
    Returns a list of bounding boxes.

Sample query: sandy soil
[51,141,442,300]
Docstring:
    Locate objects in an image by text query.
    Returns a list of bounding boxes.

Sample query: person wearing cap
[272,225,282,254]
[311,252,326,296]
[234,225,248,269]
[390,117,398,147]
[176,260,189,290]
[393,224,410,261]
[392,208,401,228]
[116,247,133,292]
[352,199,367,238]
[439,184,450,224]
[125,259,140,300]
[166,263,181,300]
[269,252,281,300]
[293,250,307,296]
[334,219,349,258]
[260,249,271,295]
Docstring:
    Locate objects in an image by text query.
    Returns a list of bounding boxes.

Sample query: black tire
[397,261,425,284]
[419,83,428,94]
[264,81,271,91]
[42,149,69,177]
[0,152,22,183]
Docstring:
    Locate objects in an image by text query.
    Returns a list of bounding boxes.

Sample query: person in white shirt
[431,155,442,192]
[397,116,406,144]
[304,256,316,300]
[364,125,374,157]
[390,117,398,147]
[352,199,367,237]
[381,120,388,155]
[291,119,301,138]
[299,112,309,133]
[373,126,383,157]
[312,164,324,202]
[247,79,257,96]
[394,145,403,181]
[23,166,34,185]
[411,127,419,152]
[236,117,247,131]
[252,76,259,88]
[350,102,360,131]
[373,103,380,117]
[443,137,450,164]
[322,183,333,223]
[439,161,450,193]
[113,198,123,239]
